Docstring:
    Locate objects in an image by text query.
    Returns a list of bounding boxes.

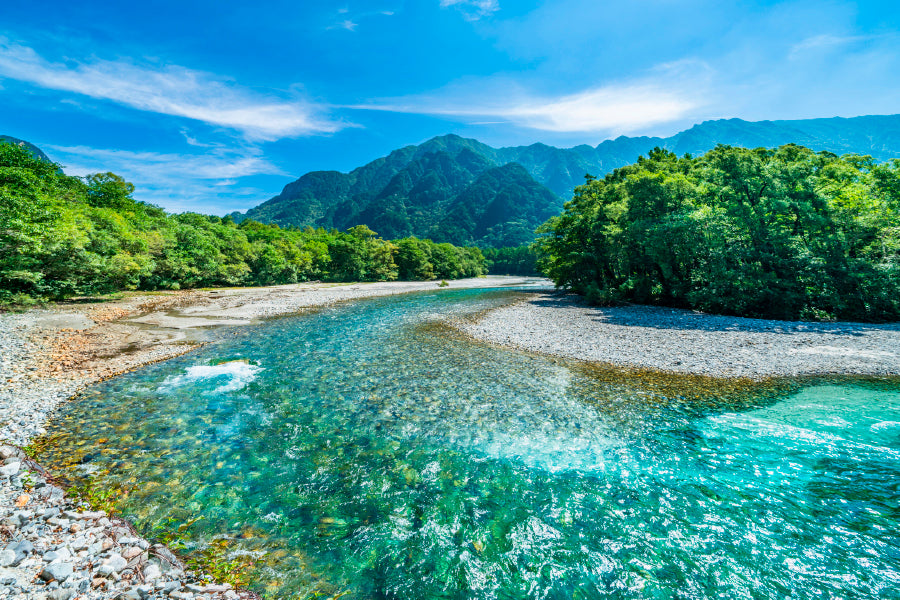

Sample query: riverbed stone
[39,561,73,582]
[98,552,127,575]
[49,589,74,600]
[11,540,34,556]
[0,549,16,566]
[0,462,20,478]
[144,563,162,581]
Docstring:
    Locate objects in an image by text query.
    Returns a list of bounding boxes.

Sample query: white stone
[142,563,162,581]
[0,462,20,477]
[98,552,127,575]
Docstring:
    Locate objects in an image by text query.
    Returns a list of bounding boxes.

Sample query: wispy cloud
[350,74,703,134]
[440,0,499,21]
[47,144,284,213]
[0,38,347,141]
[327,8,396,31]
[789,33,873,58]
[49,144,284,180]
[329,19,358,31]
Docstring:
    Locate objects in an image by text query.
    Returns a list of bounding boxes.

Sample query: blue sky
[1,0,898,214]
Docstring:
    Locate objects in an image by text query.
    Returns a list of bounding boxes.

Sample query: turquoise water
[39,288,900,599]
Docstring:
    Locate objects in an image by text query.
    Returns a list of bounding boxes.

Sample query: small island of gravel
[457,292,900,379]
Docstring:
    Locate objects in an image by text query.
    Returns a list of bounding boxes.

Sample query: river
[37,287,900,598]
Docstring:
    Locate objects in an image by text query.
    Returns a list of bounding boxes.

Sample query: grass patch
[151,518,257,589]
[65,474,131,515]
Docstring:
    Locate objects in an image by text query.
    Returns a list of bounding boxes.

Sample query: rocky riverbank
[456,292,900,379]
[1,443,241,599]
[0,276,544,599]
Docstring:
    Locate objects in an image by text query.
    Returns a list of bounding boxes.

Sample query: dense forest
[8,134,899,321]
[535,144,900,321]
[482,246,540,275]
[0,141,485,305]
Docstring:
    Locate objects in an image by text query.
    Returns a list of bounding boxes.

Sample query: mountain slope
[239,114,900,247]
[430,163,563,248]
[0,135,55,164]
[494,114,900,199]
[348,148,495,239]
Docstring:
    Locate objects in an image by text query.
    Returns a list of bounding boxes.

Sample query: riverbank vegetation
[0,141,485,305]
[535,144,900,321]
[482,245,540,275]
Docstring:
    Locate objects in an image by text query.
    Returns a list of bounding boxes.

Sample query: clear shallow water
[38,288,900,599]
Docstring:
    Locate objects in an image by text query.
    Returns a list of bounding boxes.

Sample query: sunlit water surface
[38,288,900,599]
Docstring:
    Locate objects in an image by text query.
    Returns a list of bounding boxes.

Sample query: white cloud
[0,39,346,140]
[494,85,695,133]
[350,73,703,135]
[440,0,499,21]
[327,9,396,31]
[47,144,285,213]
[50,145,284,180]
[789,34,872,58]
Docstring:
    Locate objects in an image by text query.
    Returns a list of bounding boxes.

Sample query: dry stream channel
[34,287,900,598]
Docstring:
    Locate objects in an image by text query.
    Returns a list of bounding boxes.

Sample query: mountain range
[235,114,900,247]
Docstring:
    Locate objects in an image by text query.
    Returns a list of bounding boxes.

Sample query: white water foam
[478,429,623,473]
[871,420,900,433]
[160,361,263,394]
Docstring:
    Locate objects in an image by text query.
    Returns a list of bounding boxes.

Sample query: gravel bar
[457,292,900,379]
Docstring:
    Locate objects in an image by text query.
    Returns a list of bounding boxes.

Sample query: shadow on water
[34,287,900,599]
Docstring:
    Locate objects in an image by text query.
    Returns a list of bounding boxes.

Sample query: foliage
[0,141,486,304]
[65,474,129,515]
[482,245,540,275]
[151,516,256,589]
[534,144,900,322]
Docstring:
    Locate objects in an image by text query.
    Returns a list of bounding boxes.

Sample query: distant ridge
[237,114,900,247]
[0,135,55,164]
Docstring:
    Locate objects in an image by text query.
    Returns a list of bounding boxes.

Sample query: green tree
[535,144,900,321]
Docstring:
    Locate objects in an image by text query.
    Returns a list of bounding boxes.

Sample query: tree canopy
[534,144,900,322]
[0,141,485,305]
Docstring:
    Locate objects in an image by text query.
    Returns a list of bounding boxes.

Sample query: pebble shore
[1,443,241,599]
[0,277,541,599]
[458,292,900,379]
